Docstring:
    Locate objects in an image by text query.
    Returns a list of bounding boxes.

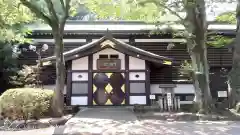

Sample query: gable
[41,35,173,66]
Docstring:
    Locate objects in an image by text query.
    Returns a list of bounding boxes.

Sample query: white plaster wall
[43,85,66,95]
[93,48,125,70]
[71,96,88,105]
[150,84,195,94]
[129,72,146,80]
[72,56,88,70]
[174,84,195,94]
[130,96,146,105]
[72,72,88,81]
[129,56,146,70]
[150,84,163,94]
[180,101,193,104]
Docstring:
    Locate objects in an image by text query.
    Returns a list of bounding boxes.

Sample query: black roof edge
[64,20,236,25]
[29,29,237,37]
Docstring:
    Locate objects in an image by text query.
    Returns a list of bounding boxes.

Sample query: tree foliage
[0,42,20,93]
[208,35,234,47]
[215,11,236,24]
[0,0,34,42]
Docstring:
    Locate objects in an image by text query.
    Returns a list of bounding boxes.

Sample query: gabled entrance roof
[42,33,173,65]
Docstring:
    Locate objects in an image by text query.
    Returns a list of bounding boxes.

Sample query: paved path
[54,107,138,134]
[1,121,240,135]
[2,108,240,135]
[54,108,240,135]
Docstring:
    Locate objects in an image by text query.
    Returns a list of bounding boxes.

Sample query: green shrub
[0,88,53,121]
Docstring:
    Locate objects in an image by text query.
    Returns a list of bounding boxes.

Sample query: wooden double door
[93,72,126,105]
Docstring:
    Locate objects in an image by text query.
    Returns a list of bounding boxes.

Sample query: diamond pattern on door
[93,72,125,105]
[105,84,113,93]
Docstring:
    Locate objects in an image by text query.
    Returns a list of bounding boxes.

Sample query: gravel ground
[0,127,55,135]
[61,118,240,135]
[0,120,239,135]
[1,108,240,135]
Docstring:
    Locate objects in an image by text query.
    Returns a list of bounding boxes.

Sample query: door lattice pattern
[93,73,125,105]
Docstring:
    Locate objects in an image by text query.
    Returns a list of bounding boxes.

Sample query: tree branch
[140,0,185,22]
[44,0,59,23]
[65,0,71,18]
[59,0,71,33]
[60,0,66,12]
[20,0,52,26]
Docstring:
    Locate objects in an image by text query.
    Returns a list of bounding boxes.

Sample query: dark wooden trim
[66,61,72,106]
[72,81,88,83]
[92,70,126,73]
[129,36,135,46]
[88,54,93,105]
[125,54,130,105]
[175,94,195,96]
[129,93,146,96]
[86,36,92,43]
[129,70,146,72]
[96,59,121,71]
[71,70,90,72]
[89,104,130,107]
[129,92,146,94]
[129,80,146,83]
[71,94,88,96]
[145,61,151,105]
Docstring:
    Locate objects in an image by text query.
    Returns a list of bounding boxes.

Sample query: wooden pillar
[66,61,72,106]
[125,54,130,105]
[88,54,93,105]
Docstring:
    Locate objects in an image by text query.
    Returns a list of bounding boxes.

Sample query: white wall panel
[72,72,88,81]
[134,39,186,43]
[180,101,193,104]
[130,96,146,105]
[71,96,88,105]
[33,39,86,43]
[129,56,146,70]
[174,84,194,94]
[150,84,163,94]
[43,85,66,94]
[129,72,146,80]
[72,56,89,70]
[93,48,125,70]
[150,84,195,94]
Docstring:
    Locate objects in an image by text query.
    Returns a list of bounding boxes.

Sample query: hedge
[0,88,53,121]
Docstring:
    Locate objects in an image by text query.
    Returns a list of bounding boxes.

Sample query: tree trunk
[51,27,65,117]
[190,45,213,113]
[185,0,213,113]
[228,1,240,108]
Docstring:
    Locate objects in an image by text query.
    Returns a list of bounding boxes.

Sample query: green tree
[216,11,236,24]
[228,0,240,108]
[86,0,232,113]
[0,0,34,93]
[214,3,240,109]
[19,0,79,116]
[0,42,20,92]
[0,0,33,42]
